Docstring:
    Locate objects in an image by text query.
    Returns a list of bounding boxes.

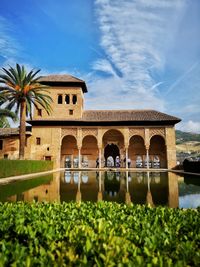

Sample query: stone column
[98,128,103,169]
[78,148,81,168]
[125,147,128,169]
[165,127,177,169]
[146,147,149,169]
[98,147,102,169]
[77,128,82,169]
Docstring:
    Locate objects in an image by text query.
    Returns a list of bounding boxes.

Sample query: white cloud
[0,16,21,65]
[177,120,200,134]
[88,0,187,111]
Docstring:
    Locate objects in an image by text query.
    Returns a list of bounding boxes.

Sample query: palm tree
[0,94,17,128]
[0,64,52,159]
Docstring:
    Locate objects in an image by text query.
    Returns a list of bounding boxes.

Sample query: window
[69,109,73,115]
[72,95,77,104]
[58,95,63,104]
[0,140,3,150]
[65,95,70,104]
[37,109,42,116]
[4,154,8,159]
[36,137,41,145]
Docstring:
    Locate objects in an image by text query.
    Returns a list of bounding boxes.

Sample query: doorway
[104,144,120,167]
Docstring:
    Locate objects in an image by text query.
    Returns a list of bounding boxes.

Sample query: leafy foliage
[0,93,17,128]
[0,159,53,178]
[0,202,199,266]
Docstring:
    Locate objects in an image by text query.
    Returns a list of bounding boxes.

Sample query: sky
[0,0,200,133]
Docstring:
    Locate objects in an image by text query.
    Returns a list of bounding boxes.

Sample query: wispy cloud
[0,16,21,66]
[86,0,187,111]
[177,120,200,134]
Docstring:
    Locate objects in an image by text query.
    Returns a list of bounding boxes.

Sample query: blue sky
[0,0,200,133]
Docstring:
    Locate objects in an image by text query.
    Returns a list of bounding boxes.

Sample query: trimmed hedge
[0,160,53,178]
[0,202,199,266]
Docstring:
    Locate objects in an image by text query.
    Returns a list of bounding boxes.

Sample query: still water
[0,171,200,208]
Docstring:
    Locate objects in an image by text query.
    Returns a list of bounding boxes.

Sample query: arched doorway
[128,135,146,168]
[61,135,78,168]
[104,144,119,167]
[103,129,124,167]
[149,135,166,168]
[81,135,98,168]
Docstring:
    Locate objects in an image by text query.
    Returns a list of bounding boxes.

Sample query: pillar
[78,147,81,168]
[125,146,128,169]
[146,147,149,169]
[98,147,102,169]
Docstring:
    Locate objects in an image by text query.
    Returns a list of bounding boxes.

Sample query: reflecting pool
[0,171,200,208]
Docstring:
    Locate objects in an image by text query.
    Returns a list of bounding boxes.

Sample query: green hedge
[0,202,199,266]
[0,160,53,178]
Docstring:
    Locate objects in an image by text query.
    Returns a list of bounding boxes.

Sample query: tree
[0,64,52,159]
[0,94,17,128]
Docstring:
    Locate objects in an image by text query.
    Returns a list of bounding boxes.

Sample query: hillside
[176,130,200,156]
[176,130,200,144]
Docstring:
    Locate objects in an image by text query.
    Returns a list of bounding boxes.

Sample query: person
[96,157,99,168]
[116,156,120,168]
[127,158,131,168]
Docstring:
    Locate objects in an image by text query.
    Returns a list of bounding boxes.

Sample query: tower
[33,74,87,120]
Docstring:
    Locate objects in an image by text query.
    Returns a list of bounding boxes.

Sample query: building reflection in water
[3,171,179,208]
[5,173,59,203]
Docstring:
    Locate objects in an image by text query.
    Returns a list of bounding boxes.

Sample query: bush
[0,202,199,266]
[0,160,53,178]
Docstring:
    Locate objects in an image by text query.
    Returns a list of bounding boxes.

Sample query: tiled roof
[0,128,32,137]
[38,74,87,93]
[81,110,180,122]
[28,110,181,126]
[0,128,19,136]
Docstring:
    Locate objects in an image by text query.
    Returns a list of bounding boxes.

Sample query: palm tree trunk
[19,100,26,159]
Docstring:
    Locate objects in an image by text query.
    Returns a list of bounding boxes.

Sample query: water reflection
[1,171,200,208]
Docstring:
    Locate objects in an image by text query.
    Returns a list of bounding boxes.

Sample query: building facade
[0,74,181,169]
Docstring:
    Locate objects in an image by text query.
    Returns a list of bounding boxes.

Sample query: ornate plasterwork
[149,128,165,139]
[129,128,145,139]
[82,128,98,139]
[61,128,77,139]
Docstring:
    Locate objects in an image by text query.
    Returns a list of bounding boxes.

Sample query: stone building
[0,74,181,169]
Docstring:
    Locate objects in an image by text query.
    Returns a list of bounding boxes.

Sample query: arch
[103,129,124,166]
[104,144,120,167]
[128,135,146,168]
[61,135,78,168]
[81,135,98,168]
[150,134,166,143]
[149,135,167,168]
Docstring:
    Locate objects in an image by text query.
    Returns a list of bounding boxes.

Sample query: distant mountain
[176,130,200,144]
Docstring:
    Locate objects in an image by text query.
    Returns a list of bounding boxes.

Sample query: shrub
[0,160,53,178]
[0,202,199,266]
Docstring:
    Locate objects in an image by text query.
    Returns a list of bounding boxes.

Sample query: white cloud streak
[86,0,187,111]
[0,16,21,65]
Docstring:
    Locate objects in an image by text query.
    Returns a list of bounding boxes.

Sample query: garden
[0,202,199,266]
